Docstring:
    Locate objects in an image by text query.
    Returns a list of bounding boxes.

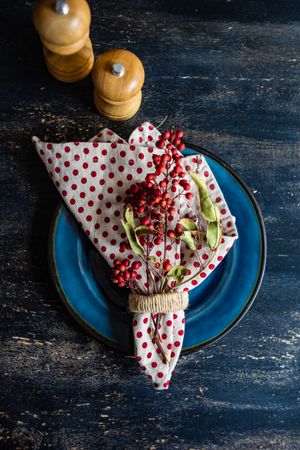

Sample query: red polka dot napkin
[32,122,238,390]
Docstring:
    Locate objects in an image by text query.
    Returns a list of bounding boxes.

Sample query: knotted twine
[128,292,189,313]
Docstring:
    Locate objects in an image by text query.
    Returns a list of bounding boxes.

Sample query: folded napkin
[32,122,238,390]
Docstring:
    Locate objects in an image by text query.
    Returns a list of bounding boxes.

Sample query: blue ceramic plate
[49,145,266,353]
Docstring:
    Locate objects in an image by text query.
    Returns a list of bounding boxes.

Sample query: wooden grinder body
[33,0,94,82]
[92,49,145,121]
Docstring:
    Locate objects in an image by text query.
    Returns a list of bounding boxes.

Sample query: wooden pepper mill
[92,49,145,121]
[33,0,94,83]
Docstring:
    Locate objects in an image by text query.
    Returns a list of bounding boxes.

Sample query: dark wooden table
[1,0,299,448]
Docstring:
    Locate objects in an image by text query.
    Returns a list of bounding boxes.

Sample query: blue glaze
[49,148,265,353]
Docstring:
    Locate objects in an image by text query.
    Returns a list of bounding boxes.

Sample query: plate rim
[48,143,267,354]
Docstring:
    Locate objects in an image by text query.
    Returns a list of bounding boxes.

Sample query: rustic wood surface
[1,0,299,448]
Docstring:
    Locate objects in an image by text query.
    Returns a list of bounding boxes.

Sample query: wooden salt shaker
[92,49,145,121]
[33,0,94,83]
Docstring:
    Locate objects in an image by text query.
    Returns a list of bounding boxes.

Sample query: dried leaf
[206,221,222,250]
[135,226,156,236]
[121,219,144,256]
[179,230,197,250]
[190,171,217,222]
[179,218,198,231]
[124,204,135,228]
[167,265,187,283]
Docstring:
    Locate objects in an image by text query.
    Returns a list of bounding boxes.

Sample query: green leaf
[189,171,217,222]
[167,265,187,283]
[213,204,220,221]
[135,226,156,236]
[179,218,198,231]
[149,255,157,264]
[167,265,187,278]
[124,204,135,228]
[179,230,197,250]
[121,219,144,256]
[206,221,222,250]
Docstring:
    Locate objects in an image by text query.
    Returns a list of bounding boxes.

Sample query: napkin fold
[33,122,238,389]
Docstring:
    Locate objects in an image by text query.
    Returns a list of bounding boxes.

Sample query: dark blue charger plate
[48,144,266,353]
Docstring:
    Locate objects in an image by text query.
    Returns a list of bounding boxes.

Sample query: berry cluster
[111,258,142,288]
[163,259,172,272]
[156,129,185,152]
[125,129,193,228]
[113,129,195,290]
[167,222,183,239]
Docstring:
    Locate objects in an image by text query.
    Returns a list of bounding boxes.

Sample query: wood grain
[33,0,93,83]
[44,37,94,83]
[33,0,91,55]
[93,49,144,120]
[0,0,299,449]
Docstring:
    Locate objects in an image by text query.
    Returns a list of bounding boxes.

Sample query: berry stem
[175,250,216,288]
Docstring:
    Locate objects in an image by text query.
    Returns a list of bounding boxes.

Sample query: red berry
[175,159,183,167]
[130,185,139,194]
[141,217,150,226]
[176,130,183,138]
[157,164,166,173]
[163,260,172,272]
[156,140,164,149]
[175,223,183,235]
[185,192,193,200]
[167,230,176,239]
[177,143,185,151]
